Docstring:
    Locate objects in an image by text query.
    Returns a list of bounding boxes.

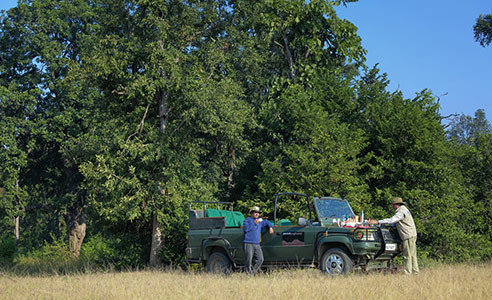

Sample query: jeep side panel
[261,225,321,263]
[188,228,245,265]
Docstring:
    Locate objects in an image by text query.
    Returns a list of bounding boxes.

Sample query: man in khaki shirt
[368,197,419,274]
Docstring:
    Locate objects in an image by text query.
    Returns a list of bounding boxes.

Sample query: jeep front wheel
[320,248,353,276]
[205,252,232,274]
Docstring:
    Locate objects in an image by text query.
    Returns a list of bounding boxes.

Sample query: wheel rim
[212,260,225,272]
[209,256,229,273]
[325,254,344,275]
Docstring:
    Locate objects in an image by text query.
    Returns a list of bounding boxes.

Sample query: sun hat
[249,206,261,213]
[392,197,407,206]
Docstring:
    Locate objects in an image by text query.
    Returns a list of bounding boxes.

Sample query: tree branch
[23,203,49,212]
[125,103,150,144]
[112,90,125,95]
[281,30,296,82]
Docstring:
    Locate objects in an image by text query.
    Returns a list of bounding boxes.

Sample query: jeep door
[261,224,316,263]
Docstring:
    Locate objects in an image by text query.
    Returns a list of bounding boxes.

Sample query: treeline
[1,0,491,270]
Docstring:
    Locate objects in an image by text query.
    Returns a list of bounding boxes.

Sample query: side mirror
[298,217,307,226]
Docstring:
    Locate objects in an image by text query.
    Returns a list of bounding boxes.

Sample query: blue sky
[1,0,491,119]
[337,0,492,119]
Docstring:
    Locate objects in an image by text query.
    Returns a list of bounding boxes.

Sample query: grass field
[1,263,491,300]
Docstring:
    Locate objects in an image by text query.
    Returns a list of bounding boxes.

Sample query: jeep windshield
[314,197,354,223]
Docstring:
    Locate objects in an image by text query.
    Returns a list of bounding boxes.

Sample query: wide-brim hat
[392,197,407,206]
[249,206,261,213]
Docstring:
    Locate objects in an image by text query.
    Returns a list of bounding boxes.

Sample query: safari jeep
[185,192,401,275]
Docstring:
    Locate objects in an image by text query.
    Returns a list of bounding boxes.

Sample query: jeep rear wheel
[320,248,353,276]
[205,252,232,274]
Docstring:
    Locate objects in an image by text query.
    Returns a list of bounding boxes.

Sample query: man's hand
[368,218,379,225]
[269,227,274,235]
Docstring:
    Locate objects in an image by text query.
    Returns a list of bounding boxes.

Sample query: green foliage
[474,14,492,47]
[447,119,492,242]
[447,109,492,144]
[13,238,85,275]
[0,233,16,265]
[81,233,147,270]
[1,0,491,272]
[246,82,369,220]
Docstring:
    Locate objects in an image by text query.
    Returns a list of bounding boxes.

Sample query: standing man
[243,206,274,274]
[368,197,419,274]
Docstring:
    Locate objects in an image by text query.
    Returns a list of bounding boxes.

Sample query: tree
[250,82,369,220]
[447,110,492,248]
[474,14,492,47]
[0,1,41,243]
[0,86,35,241]
[77,0,256,266]
[227,0,367,207]
[447,109,492,145]
[2,0,491,267]
[0,0,102,256]
[352,66,487,260]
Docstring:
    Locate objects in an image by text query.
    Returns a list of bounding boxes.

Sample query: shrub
[13,237,86,275]
[0,233,16,266]
[81,233,147,270]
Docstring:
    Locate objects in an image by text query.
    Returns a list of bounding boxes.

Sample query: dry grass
[1,263,491,300]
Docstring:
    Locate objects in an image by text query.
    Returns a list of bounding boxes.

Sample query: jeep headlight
[354,229,377,241]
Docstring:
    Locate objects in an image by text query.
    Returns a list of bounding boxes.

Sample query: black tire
[320,248,353,276]
[205,252,232,274]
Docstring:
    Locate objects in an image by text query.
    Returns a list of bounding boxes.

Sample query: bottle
[361,210,364,223]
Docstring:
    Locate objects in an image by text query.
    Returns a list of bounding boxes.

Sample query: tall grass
[1,263,491,300]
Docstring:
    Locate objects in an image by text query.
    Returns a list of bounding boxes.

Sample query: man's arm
[263,220,274,234]
[378,211,404,224]
[243,218,255,233]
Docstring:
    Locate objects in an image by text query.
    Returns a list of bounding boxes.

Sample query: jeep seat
[232,211,245,227]
[205,209,221,218]
[278,219,293,226]
[219,210,235,227]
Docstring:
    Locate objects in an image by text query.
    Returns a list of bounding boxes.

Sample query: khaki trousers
[402,236,419,274]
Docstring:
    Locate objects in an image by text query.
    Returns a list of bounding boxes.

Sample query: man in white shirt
[368,197,419,274]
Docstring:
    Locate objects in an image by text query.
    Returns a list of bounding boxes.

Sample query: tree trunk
[13,216,19,240]
[149,213,164,268]
[149,85,168,267]
[65,206,86,257]
[282,31,296,83]
[14,178,20,240]
[159,87,168,133]
[227,146,236,191]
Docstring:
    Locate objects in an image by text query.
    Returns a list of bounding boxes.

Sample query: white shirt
[378,205,417,240]
[378,210,404,224]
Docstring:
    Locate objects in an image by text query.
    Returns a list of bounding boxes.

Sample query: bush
[13,237,86,275]
[0,233,16,266]
[3,233,148,275]
[81,233,147,270]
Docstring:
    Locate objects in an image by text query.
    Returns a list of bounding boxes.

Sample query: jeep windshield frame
[314,197,355,226]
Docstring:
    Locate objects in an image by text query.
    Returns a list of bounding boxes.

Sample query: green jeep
[186,192,401,275]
